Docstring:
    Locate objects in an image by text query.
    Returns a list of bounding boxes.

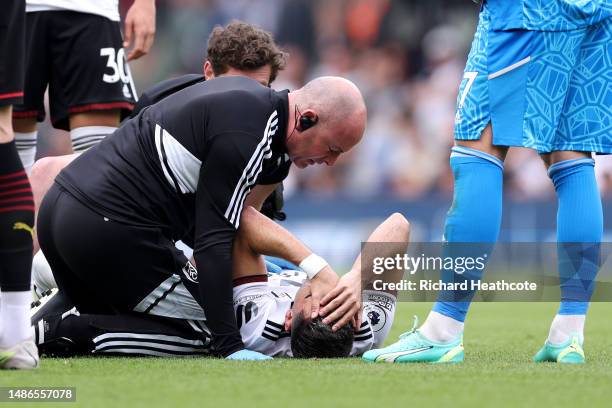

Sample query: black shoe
[31,288,73,325]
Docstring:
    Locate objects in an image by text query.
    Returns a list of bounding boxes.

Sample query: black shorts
[13,11,136,130]
[37,184,201,317]
[0,0,25,106]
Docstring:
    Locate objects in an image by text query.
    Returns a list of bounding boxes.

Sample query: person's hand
[225,349,272,360]
[320,269,362,331]
[308,266,338,320]
[123,0,156,61]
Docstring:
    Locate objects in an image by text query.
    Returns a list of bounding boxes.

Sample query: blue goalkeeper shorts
[454,4,612,154]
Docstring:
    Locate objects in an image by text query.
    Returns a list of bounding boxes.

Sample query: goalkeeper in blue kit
[365,0,611,364]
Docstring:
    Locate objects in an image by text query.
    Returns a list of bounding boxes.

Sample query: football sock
[0,291,33,348]
[419,311,464,343]
[32,250,58,294]
[14,131,37,173]
[0,140,35,347]
[430,146,503,325]
[547,314,585,344]
[70,126,116,152]
[547,158,602,343]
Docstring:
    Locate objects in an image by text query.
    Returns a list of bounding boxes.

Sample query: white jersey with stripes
[233,270,397,357]
[26,0,120,22]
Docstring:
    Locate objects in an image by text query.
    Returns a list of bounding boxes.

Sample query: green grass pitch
[4,302,612,408]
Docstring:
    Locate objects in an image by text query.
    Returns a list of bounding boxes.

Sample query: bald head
[286,76,366,169]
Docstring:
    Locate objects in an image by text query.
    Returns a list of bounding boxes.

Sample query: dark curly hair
[291,316,354,358]
[206,21,288,84]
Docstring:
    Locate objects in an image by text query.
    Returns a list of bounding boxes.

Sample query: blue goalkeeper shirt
[486,0,611,31]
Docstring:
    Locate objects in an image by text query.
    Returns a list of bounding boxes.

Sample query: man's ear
[298,109,318,131]
[203,60,214,80]
[284,309,293,332]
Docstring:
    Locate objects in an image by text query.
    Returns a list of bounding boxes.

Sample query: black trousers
[33,291,211,357]
[68,313,210,357]
[37,184,200,315]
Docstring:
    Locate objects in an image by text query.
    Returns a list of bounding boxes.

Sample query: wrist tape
[299,253,328,279]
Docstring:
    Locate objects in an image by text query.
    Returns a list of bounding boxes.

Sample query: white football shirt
[26,0,120,22]
[233,270,397,357]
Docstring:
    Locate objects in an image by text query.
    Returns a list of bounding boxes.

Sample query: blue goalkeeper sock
[431,146,503,324]
[550,158,602,316]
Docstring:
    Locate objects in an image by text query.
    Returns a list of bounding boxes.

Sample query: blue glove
[264,259,283,274]
[225,349,273,361]
[264,256,300,273]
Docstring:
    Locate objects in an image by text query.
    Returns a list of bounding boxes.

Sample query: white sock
[32,250,58,294]
[70,126,116,152]
[547,314,585,344]
[419,311,464,343]
[14,131,37,173]
[0,291,33,348]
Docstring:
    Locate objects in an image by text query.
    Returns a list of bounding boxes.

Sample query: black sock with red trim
[0,140,34,291]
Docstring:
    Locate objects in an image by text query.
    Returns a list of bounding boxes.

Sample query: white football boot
[0,338,39,369]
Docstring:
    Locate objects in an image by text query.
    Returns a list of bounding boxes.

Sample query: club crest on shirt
[182,261,198,283]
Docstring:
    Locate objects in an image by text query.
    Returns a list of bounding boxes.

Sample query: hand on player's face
[308,266,339,319]
[286,269,361,332]
[320,269,362,332]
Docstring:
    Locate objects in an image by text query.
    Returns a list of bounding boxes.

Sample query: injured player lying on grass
[31,209,409,358]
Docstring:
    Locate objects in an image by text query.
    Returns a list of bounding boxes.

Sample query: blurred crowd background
[37,0,612,200]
